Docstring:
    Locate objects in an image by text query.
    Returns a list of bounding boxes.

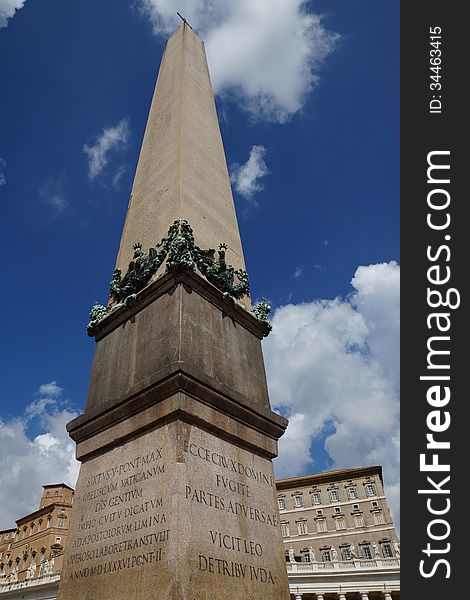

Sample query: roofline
[15,501,73,526]
[275,465,383,490]
[42,483,75,491]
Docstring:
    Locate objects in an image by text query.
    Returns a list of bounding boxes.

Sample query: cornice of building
[42,483,74,491]
[15,502,73,527]
[275,466,383,490]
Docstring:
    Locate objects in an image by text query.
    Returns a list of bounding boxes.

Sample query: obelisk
[57,22,289,600]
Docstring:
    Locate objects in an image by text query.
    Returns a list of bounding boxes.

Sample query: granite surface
[58,423,290,599]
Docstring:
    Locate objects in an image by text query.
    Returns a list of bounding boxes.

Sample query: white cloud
[37,381,63,397]
[138,0,339,122]
[112,164,127,190]
[0,156,6,186]
[84,119,130,180]
[230,145,269,202]
[0,0,26,29]
[293,265,303,281]
[39,177,68,212]
[264,261,400,525]
[0,382,80,529]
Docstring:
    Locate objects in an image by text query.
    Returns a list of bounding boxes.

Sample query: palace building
[276,466,400,599]
[0,468,399,599]
[0,484,73,599]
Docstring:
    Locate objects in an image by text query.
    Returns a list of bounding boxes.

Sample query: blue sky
[0,0,399,528]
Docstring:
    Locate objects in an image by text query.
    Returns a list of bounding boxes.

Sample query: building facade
[0,484,73,599]
[276,466,400,599]
[1,469,399,599]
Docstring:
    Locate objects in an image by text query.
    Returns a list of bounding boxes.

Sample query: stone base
[59,271,289,599]
[57,419,290,599]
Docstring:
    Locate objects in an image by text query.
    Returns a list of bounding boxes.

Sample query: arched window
[380,540,394,558]
[300,549,310,563]
[321,548,332,562]
[359,541,372,559]
[296,519,308,535]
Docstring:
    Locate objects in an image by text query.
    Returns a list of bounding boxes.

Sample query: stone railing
[287,558,400,573]
[0,573,61,593]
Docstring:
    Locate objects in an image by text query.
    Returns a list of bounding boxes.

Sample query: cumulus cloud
[0,0,26,29]
[0,382,80,529]
[264,261,400,524]
[39,177,68,212]
[0,156,5,187]
[137,0,339,122]
[84,119,130,180]
[230,145,269,203]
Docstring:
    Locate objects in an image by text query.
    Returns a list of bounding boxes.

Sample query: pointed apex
[176,11,193,30]
[114,11,249,303]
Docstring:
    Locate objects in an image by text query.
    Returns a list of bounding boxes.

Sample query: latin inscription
[184,442,274,488]
[185,486,278,527]
[67,449,168,581]
[199,555,275,585]
[183,438,280,587]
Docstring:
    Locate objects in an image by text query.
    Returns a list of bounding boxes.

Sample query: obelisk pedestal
[57,22,290,600]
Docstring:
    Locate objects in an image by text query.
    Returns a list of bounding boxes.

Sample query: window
[47,516,51,528]
[365,483,377,497]
[316,519,328,533]
[335,517,346,530]
[278,497,286,510]
[311,491,322,505]
[38,520,42,532]
[329,490,340,503]
[354,514,365,528]
[293,494,304,508]
[373,512,385,526]
[14,531,18,542]
[30,523,34,534]
[58,517,65,528]
[55,537,62,544]
[341,547,353,561]
[281,522,290,537]
[297,520,308,535]
[322,549,332,562]
[352,504,359,510]
[382,542,394,558]
[316,509,323,516]
[347,487,358,500]
[361,544,372,559]
[7,544,12,551]
[22,528,27,539]
[334,507,341,514]
[371,501,378,507]
[301,550,310,563]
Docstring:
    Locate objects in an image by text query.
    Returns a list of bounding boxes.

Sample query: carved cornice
[87,220,270,336]
[88,268,271,341]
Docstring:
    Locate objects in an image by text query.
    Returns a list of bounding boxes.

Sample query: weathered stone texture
[85,279,270,422]
[58,423,288,600]
[115,24,247,280]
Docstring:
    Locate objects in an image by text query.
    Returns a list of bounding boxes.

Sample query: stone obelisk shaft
[116,23,246,276]
[57,22,289,600]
